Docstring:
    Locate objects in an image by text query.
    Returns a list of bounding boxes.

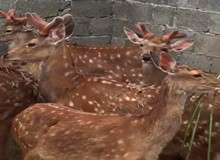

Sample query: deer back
[66,44,143,83]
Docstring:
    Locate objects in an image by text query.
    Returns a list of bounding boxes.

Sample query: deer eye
[161,48,169,53]
[142,54,151,62]
[140,44,143,47]
[27,43,36,48]
[193,74,202,78]
[5,29,13,34]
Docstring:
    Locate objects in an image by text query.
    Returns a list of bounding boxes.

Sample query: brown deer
[0,9,34,52]
[12,51,220,160]
[8,13,194,86]
[0,10,73,80]
[6,13,194,102]
[0,9,41,160]
[0,66,40,160]
[7,14,220,160]
[159,91,220,160]
[123,24,194,85]
[124,26,220,160]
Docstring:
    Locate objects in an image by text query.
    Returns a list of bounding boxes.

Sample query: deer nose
[142,54,151,62]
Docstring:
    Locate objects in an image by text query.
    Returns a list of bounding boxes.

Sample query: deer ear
[124,27,143,44]
[65,20,74,40]
[49,23,66,44]
[150,52,176,74]
[171,40,194,52]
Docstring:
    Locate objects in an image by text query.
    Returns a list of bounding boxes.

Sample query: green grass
[185,108,201,160]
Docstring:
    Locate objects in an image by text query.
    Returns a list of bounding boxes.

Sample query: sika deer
[0,9,40,160]
[12,52,220,160]
[124,25,194,85]
[7,14,219,160]
[9,13,194,86]
[7,13,194,101]
[123,28,220,160]
[160,91,220,160]
[0,9,34,52]
[7,14,193,113]
[0,66,40,160]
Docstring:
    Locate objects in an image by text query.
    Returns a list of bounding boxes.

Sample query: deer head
[7,13,74,62]
[124,24,194,54]
[124,24,194,86]
[150,52,220,94]
[0,9,34,51]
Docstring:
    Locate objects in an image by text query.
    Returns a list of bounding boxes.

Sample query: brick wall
[0,0,220,73]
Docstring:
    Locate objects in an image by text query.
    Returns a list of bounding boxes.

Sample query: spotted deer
[9,13,195,86]
[125,27,220,160]
[0,9,40,160]
[7,13,220,160]
[0,66,40,160]
[7,14,193,112]
[12,51,220,160]
[160,91,220,160]
[123,25,194,85]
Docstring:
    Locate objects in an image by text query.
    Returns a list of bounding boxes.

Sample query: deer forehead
[5,25,13,30]
[142,39,168,48]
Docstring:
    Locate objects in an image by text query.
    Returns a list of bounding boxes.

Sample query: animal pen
[0,0,220,160]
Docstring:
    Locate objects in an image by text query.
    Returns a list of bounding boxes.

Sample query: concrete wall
[0,0,220,73]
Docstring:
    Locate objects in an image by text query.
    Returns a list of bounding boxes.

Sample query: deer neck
[39,42,82,102]
[142,61,167,86]
[139,79,187,157]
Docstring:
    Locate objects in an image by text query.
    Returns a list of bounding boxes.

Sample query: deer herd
[0,8,219,160]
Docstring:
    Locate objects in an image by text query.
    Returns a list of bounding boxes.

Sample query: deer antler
[26,12,64,36]
[31,13,48,26]
[135,24,155,39]
[7,9,15,17]
[0,10,11,21]
[0,9,27,24]
[163,31,187,41]
[11,16,28,24]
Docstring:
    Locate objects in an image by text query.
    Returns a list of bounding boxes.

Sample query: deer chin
[193,88,219,94]
[6,57,22,61]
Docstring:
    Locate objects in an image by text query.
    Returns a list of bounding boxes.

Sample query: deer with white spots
[123,25,194,85]
[8,13,194,86]
[0,9,42,160]
[6,13,191,114]
[11,50,220,160]
[6,13,220,160]
[0,67,40,160]
[7,13,193,101]
[124,26,220,160]
[0,10,74,80]
[160,91,220,160]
